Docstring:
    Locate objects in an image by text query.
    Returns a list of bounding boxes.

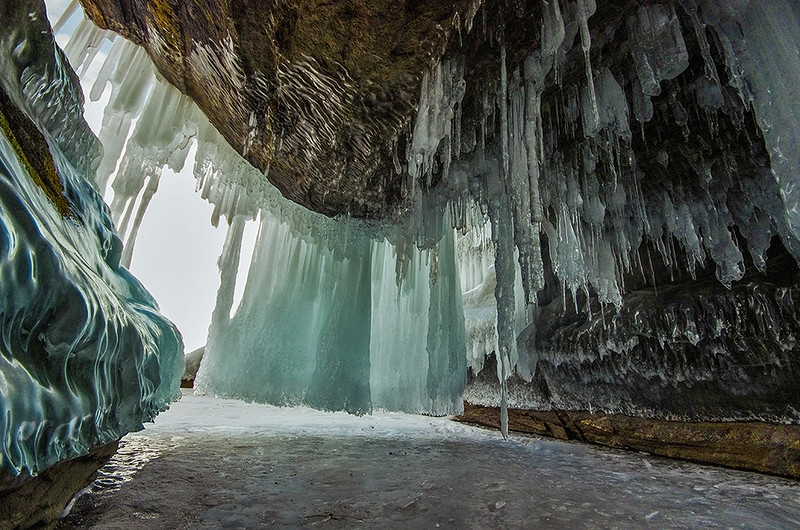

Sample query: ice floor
[59,390,800,529]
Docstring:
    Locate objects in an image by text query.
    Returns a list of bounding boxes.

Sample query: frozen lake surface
[59,390,800,529]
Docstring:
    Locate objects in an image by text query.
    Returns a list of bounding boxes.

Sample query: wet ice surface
[60,391,800,529]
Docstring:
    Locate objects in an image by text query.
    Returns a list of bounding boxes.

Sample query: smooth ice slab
[61,392,800,529]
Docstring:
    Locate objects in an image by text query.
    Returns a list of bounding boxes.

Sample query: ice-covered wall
[58,0,800,431]
[451,0,800,429]
[0,1,183,477]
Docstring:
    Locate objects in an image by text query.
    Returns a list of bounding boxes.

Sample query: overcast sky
[44,0,258,352]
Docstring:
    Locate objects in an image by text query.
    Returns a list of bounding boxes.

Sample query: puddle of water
[88,437,167,493]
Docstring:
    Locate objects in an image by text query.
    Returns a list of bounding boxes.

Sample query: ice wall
[0,1,183,477]
[196,204,467,415]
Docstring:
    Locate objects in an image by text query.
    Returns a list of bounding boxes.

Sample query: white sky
[44,0,258,353]
[42,0,72,23]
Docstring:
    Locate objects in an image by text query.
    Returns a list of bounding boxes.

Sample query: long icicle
[494,30,514,440]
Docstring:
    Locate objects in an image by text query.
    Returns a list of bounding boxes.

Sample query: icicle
[120,172,160,268]
[500,35,510,177]
[577,0,599,136]
[520,0,564,311]
[627,4,689,98]
[680,0,721,85]
[407,57,466,186]
[209,214,248,330]
[490,33,515,439]
[701,0,800,255]
[489,186,515,440]
[51,0,80,33]
[62,18,109,74]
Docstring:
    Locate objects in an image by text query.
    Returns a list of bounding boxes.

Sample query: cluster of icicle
[58,0,800,435]
[55,2,469,417]
[397,0,800,434]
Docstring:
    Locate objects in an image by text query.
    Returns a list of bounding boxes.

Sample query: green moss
[0,87,71,218]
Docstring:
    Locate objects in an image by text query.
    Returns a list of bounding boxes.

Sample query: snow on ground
[59,391,800,529]
[144,390,496,440]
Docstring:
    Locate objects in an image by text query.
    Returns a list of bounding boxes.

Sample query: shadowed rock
[79,0,479,217]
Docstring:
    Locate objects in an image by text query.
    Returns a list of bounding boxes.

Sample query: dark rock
[529,263,800,422]
[0,86,70,217]
[457,403,800,479]
[182,346,205,387]
[0,441,119,530]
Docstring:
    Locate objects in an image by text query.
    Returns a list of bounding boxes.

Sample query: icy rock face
[454,0,800,424]
[78,0,481,218]
[61,0,800,426]
[0,0,183,477]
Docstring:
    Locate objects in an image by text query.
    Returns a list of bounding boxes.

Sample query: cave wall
[453,0,800,423]
[69,0,800,427]
[0,4,793,528]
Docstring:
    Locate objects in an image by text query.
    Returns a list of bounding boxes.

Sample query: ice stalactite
[628,4,689,99]
[577,0,599,134]
[490,34,514,438]
[700,0,800,256]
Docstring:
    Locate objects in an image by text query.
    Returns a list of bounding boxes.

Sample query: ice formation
[54,0,800,431]
[53,4,471,417]
[0,2,183,476]
[198,209,466,415]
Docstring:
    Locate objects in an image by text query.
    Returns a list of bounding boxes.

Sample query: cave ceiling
[79,0,482,217]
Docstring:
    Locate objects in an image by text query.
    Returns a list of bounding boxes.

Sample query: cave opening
[1,0,800,527]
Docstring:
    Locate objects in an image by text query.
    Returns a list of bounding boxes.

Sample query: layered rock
[79,0,479,217]
[457,402,800,479]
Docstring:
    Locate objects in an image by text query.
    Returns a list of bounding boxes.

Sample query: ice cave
[1,0,800,527]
